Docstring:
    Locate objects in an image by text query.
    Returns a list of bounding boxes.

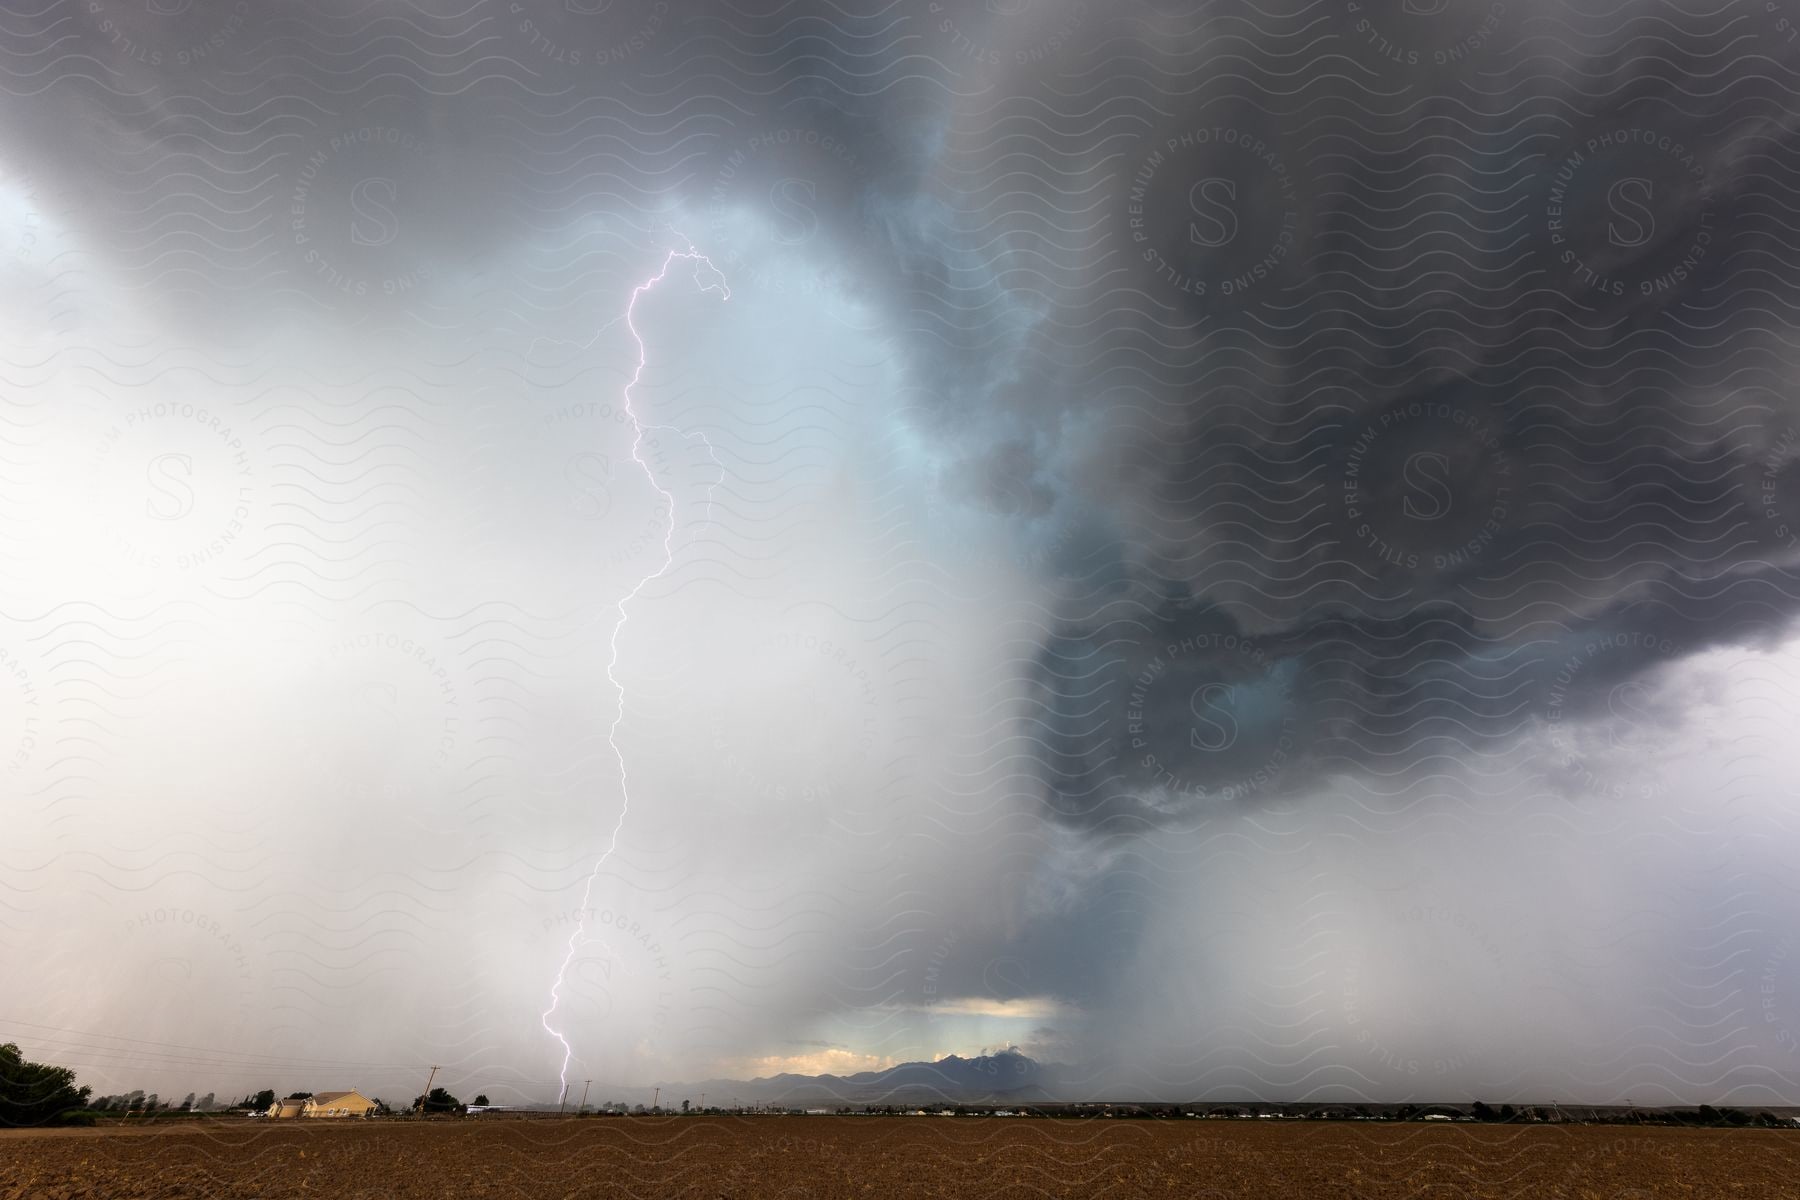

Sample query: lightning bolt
[540,242,728,1107]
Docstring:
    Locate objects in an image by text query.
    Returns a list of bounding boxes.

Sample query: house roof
[308,1091,369,1105]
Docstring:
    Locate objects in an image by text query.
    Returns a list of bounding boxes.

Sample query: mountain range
[641,1050,1062,1108]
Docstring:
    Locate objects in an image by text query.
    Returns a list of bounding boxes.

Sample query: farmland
[1,1116,1794,1199]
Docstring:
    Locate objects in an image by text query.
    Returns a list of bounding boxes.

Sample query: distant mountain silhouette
[664,1049,1063,1106]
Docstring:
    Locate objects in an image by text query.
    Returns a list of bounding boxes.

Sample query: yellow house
[303,1090,378,1118]
[266,1090,378,1119]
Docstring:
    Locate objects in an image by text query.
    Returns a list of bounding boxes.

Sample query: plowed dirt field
[2,1116,1793,1199]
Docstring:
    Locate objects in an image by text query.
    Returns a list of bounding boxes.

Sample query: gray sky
[4,0,1800,1108]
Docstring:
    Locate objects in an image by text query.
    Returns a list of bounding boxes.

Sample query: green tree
[286,1091,312,1101]
[473,1094,489,1107]
[413,1087,463,1115]
[251,1089,276,1110]
[0,1043,92,1127]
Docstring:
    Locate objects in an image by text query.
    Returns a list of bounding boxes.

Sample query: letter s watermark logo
[983,955,1029,996]
[349,178,400,248]
[354,680,401,732]
[1606,177,1656,248]
[1189,683,1240,751]
[567,452,612,519]
[1188,178,1239,248]
[1606,680,1655,749]
[1401,450,1456,521]
[769,177,819,246]
[146,453,195,520]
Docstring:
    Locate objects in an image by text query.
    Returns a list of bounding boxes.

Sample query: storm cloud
[3,0,1800,1109]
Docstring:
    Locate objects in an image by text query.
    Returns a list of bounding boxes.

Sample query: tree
[286,1092,312,1101]
[251,1089,275,1110]
[0,1043,92,1127]
[180,1093,196,1111]
[682,1099,690,1113]
[412,1087,463,1115]
[473,1094,489,1107]
[196,1093,215,1112]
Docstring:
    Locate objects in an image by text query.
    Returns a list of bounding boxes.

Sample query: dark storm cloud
[17,0,1800,816]
[941,0,1800,828]
[0,0,942,330]
[10,0,1800,1108]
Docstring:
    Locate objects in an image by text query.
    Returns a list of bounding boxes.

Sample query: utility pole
[579,1080,593,1115]
[699,1092,705,1112]
[416,1066,439,1117]
[652,1086,660,1112]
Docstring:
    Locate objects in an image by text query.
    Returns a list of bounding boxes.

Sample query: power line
[0,1017,420,1069]
[12,1039,423,1074]
[5,1020,650,1100]
[415,1065,440,1117]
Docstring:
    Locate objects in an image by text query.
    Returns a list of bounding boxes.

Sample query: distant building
[304,1091,378,1118]
[266,1091,377,1119]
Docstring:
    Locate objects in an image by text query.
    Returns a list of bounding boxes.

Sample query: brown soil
[0,1116,1793,1199]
